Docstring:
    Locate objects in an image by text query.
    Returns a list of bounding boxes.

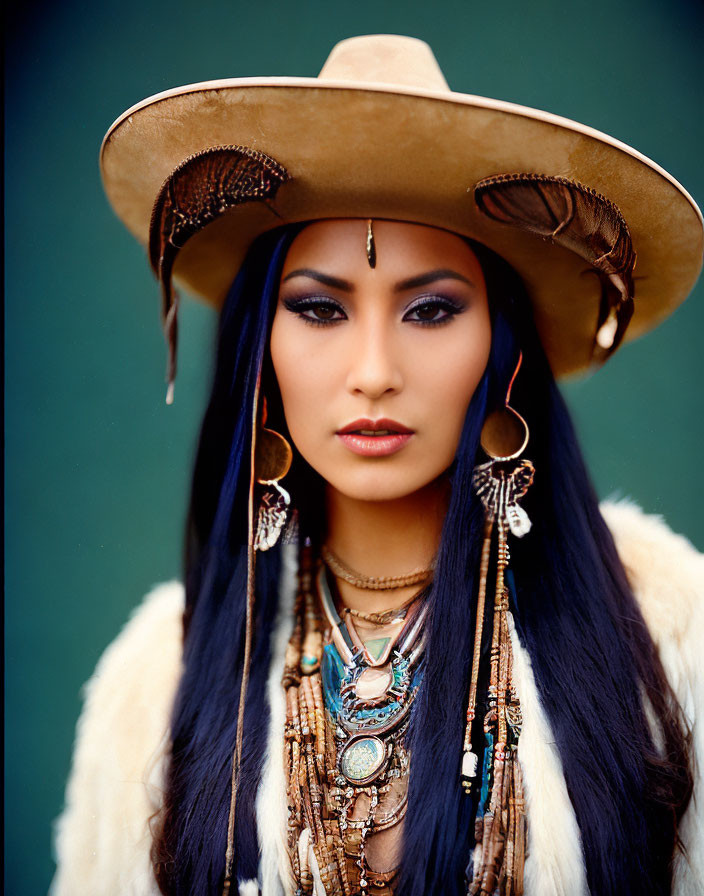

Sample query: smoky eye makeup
[402,294,468,325]
[279,292,469,328]
[281,295,348,326]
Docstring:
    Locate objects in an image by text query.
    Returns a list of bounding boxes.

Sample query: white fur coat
[50,502,704,895]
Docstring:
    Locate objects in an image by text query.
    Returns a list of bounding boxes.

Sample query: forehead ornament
[366,218,377,268]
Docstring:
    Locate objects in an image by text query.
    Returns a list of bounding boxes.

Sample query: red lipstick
[336,418,414,457]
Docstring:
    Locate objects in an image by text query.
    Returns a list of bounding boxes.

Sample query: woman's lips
[336,419,414,457]
[337,432,413,456]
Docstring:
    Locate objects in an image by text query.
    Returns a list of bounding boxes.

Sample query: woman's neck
[324,477,449,615]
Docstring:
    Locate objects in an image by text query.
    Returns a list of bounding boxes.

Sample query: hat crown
[318,34,450,92]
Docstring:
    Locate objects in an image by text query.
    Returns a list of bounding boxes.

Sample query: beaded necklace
[283,544,427,895]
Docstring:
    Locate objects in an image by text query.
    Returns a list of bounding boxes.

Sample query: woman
[52,35,703,896]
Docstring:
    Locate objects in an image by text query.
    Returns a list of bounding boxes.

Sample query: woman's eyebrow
[395,269,477,291]
[281,267,476,293]
[281,269,353,291]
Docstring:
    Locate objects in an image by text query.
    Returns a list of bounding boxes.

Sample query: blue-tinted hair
[152,226,692,896]
[395,243,693,896]
[151,227,300,892]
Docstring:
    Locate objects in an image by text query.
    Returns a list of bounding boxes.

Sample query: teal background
[5,1,703,893]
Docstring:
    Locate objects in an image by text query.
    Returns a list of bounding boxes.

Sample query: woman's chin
[324,470,443,504]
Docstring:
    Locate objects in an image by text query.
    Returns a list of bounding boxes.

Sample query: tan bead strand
[309,674,350,895]
[292,687,306,807]
[289,687,304,821]
[495,524,510,750]
[283,585,305,688]
[463,518,493,757]
[284,690,296,818]
[309,674,328,774]
[286,685,307,894]
[284,552,320,895]
[298,680,340,893]
[299,678,323,814]
[332,832,353,896]
[470,506,528,896]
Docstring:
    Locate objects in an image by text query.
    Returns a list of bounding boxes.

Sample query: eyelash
[282,295,466,328]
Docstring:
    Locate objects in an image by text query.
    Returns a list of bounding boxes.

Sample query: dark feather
[148,145,290,400]
[475,173,635,363]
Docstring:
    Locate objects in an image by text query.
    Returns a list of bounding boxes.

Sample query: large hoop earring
[253,404,293,551]
[474,353,534,537]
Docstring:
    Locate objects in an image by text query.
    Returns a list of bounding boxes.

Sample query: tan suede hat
[101,34,702,378]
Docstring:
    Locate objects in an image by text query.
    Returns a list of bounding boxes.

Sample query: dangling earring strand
[464,352,534,896]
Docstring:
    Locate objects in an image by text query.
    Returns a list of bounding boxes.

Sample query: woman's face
[270,219,491,503]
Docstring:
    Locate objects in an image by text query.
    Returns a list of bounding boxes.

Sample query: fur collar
[50,501,704,895]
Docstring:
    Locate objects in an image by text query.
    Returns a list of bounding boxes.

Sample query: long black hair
[152,224,692,896]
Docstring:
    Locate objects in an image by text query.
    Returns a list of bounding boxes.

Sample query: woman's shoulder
[593,503,704,893]
[600,499,704,646]
[600,501,704,893]
[51,582,185,896]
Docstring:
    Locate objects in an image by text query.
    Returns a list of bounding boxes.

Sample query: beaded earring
[253,397,293,552]
[463,353,534,895]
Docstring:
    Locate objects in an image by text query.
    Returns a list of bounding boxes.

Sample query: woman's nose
[344,322,404,399]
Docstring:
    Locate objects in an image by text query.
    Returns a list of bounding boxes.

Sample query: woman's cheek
[422,339,488,448]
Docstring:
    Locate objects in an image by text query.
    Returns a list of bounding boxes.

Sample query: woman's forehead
[281,219,485,283]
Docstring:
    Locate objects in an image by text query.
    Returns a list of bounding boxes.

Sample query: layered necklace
[282,519,529,895]
[283,544,428,895]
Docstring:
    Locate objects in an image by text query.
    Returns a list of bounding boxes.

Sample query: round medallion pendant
[340,736,387,785]
[355,665,394,703]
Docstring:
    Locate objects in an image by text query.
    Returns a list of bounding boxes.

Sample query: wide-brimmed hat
[101,34,702,381]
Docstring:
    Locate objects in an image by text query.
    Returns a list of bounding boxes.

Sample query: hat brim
[101,76,703,376]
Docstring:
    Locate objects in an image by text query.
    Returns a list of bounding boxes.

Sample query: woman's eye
[282,295,464,327]
[404,298,464,325]
[282,298,346,326]
[307,304,343,321]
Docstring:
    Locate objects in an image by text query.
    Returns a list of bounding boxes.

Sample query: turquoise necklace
[317,566,426,785]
